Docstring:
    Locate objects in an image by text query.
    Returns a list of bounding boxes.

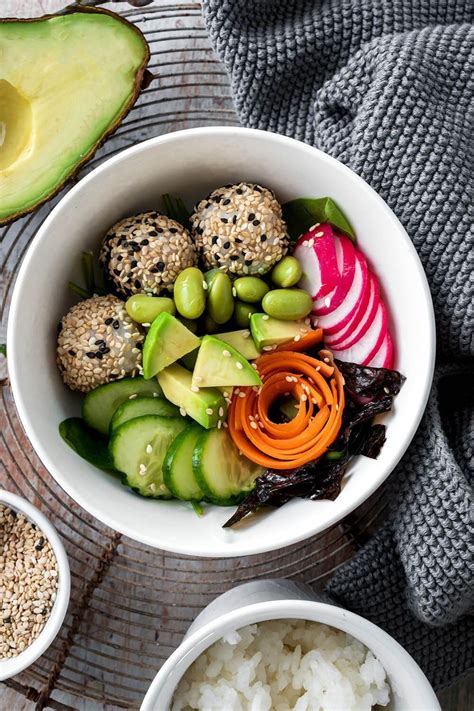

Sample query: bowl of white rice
[141,580,439,711]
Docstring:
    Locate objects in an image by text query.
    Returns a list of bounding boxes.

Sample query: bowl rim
[7,126,436,556]
[140,598,440,710]
[0,489,71,680]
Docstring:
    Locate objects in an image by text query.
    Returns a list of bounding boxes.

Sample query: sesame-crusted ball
[191,183,289,275]
[57,295,144,392]
[100,212,197,297]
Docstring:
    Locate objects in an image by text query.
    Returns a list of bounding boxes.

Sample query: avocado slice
[250,313,310,351]
[0,7,149,224]
[157,363,227,429]
[214,330,260,360]
[143,313,201,379]
[192,335,261,388]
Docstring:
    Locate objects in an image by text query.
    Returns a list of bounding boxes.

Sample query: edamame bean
[261,289,313,321]
[234,276,269,303]
[173,267,206,320]
[125,294,175,324]
[208,272,234,324]
[204,268,220,289]
[271,256,303,288]
[233,300,259,328]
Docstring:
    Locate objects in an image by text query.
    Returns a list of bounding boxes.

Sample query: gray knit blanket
[202,0,473,690]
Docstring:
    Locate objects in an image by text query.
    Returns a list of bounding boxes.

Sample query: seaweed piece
[161,193,191,228]
[335,359,405,404]
[224,457,348,528]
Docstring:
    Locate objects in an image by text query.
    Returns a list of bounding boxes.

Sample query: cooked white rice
[171,619,390,711]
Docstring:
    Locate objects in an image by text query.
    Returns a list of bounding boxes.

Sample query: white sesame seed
[324,297,331,308]
[250,421,258,430]
[205,408,213,415]
[146,444,153,454]
[222,350,231,358]
[294,334,301,342]
[324,357,330,363]
[285,376,293,382]
[179,407,187,417]
[194,375,203,382]
[262,315,269,320]
[202,281,208,290]
[153,392,160,397]
[242,330,250,338]
[384,387,390,394]
[232,287,237,297]
[219,407,224,417]
[129,393,138,399]
[142,322,151,327]
[235,361,243,370]
[217,420,222,429]
[238,391,247,398]
[262,345,273,351]
[315,231,324,237]
[191,385,200,392]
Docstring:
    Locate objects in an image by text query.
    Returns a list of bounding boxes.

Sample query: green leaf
[161,193,191,228]
[0,344,6,357]
[282,197,356,242]
[59,417,115,472]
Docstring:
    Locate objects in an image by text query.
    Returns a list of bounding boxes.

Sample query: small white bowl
[0,490,70,681]
[7,127,435,556]
[141,580,440,711]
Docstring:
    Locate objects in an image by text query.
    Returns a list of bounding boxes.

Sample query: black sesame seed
[254,185,262,193]
[221,217,228,224]
[132,245,141,253]
[110,373,119,379]
[149,231,158,236]
[169,228,178,234]
[117,256,123,262]
[131,260,138,268]
[197,226,204,235]
[105,318,113,325]
[149,267,159,274]
[233,216,237,225]
[137,342,143,351]
[253,219,260,226]
[214,254,220,261]
[157,227,164,233]
[30,522,36,529]
[95,352,103,360]
[129,241,139,248]
[134,280,141,289]
[245,259,253,266]
[86,352,96,359]
[101,347,111,354]
[223,242,231,249]
[235,237,243,243]
[223,199,231,205]
[3,616,11,624]
[211,236,218,245]
[95,340,105,346]
[230,255,240,261]
[248,213,255,221]
[113,320,120,330]
[114,269,121,276]
[68,350,76,357]
[156,261,165,271]
[35,537,45,551]
[260,235,267,242]
[236,189,243,195]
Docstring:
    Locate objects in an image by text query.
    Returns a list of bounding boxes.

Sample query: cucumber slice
[163,424,205,501]
[192,429,263,505]
[110,396,180,433]
[83,377,163,435]
[110,415,187,498]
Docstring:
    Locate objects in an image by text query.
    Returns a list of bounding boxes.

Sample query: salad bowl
[7,127,435,557]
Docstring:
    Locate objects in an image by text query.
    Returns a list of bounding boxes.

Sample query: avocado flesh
[250,314,310,350]
[158,363,227,429]
[0,9,149,223]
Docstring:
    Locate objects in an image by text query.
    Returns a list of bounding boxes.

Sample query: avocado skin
[0,6,150,226]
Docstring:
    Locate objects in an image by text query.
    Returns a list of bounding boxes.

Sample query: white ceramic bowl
[141,579,440,711]
[7,127,435,557]
[0,490,70,680]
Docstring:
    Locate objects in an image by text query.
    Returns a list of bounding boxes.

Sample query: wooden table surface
[1,1,472,709]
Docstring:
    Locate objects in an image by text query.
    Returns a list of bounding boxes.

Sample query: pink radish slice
[326,273,380,349]
[316,250,369,335]
[368,332,394,369]
[294,223,339,299]
[331,301,388,365]
[312,234,356,316]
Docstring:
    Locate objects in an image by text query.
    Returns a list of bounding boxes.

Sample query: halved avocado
[0,7,150,224]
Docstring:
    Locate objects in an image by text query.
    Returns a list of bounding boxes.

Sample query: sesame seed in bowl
[0,490,70,681]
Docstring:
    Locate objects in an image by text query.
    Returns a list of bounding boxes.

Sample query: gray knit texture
[203,0,473,690]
